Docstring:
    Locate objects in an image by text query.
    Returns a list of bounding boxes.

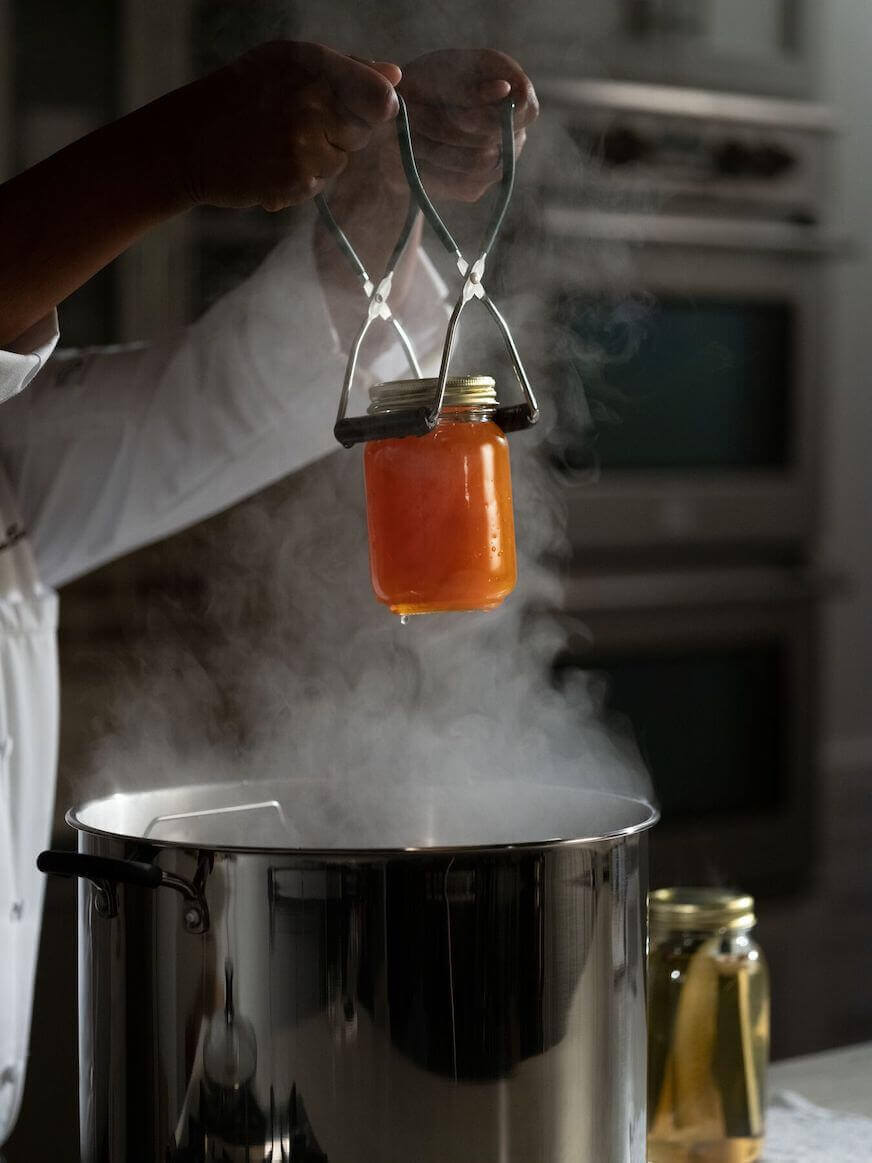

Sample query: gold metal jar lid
[369,375,498,413]
[649,887,756,933]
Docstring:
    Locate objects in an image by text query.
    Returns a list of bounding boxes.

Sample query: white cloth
[0,211,447,1144]
[0,313,59,407]
[764,1091,872,1161]
[0,222,447,588]
[0,466,59,1144]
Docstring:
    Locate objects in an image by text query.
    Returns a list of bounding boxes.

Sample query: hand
[312,52,536,346]
[0,40,402,343]
[176,41,402,211]
[389,49,539,203]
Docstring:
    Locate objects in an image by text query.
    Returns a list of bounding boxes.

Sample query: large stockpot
[41,778,657,1163]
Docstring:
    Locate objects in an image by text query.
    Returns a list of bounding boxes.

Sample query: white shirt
[0,212,447,1143]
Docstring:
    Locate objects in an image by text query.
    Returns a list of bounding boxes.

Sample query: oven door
[555,566,819,895]
[537,210,837,556]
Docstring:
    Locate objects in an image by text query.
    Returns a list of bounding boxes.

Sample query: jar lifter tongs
[316,95,539,447]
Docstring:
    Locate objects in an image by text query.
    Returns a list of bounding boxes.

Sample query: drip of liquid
[399,614,409,626]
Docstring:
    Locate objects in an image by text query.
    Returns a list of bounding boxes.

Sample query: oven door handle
[542,206,854,258]
[37,850,209,933]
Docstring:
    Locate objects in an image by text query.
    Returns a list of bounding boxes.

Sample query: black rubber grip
[334,408,434,448]
[495,404,539,433]
[37,850,162,889]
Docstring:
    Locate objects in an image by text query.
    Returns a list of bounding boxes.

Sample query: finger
[312,135,350,179]
[403,99,535,147]
[413,164,496,205]
[323,102,373,152]
[408,129,527,197]
[262,174,319,213]
[264,134,348,211]
[286,117,350,181]
[399,49,536,115]
[281,99,354,168]
[479,79,512,101]
[349,54,403,87]
[451,89,538,134]
[408,133,501,176]
[289,80,374,152]
[402,102,499,147]
[375,60,403,84]
[286,42,399,124]
[263,173,329,212]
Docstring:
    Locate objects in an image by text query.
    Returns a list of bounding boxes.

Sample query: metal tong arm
[396,94,515,268]
[316,190,421,302]
[316,191,422,369]
[396,95,538,430]
[316,191,424,445]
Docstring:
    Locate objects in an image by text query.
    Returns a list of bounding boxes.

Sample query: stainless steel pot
[41,778,657,1163]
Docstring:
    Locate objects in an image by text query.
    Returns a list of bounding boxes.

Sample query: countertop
[769,1040,872,1116]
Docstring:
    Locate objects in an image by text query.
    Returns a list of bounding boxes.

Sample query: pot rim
[64,780,660,858]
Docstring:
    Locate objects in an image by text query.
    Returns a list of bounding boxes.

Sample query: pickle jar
[647,888,770,1163]
[363,376,517,615]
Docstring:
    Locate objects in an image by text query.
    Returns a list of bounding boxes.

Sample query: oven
[525,79,842,559]
[542,214,831,556]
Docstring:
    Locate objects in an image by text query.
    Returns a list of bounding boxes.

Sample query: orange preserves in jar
[363,376,517,615]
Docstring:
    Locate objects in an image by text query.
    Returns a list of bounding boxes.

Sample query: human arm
[0,42,401,346]
[0,213,450,588]
[0,50,538,586]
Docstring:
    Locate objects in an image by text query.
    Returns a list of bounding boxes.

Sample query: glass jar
[363,376,517,615]
[647,888,770,1163]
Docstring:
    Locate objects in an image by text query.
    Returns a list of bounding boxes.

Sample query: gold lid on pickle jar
[369,376,498,414]
[649,887,756,934]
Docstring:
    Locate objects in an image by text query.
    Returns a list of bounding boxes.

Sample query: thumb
[350,55,403,87]
[400,49,527,108]
[288,42,400,124]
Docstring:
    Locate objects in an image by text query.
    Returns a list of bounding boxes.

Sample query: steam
[86,434,651,823]
[79,6,656,842]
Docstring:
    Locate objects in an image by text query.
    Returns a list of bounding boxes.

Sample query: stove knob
[713,139,796,179]
[752,142,796,178]
[600,125,649,167]
[712,139,756,177]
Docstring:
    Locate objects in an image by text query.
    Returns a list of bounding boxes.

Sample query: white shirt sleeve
[0,209,448,588]
[0,313,60,406]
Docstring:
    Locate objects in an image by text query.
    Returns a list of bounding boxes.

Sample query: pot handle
[38,850,162,888]
[37,850,209,933]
